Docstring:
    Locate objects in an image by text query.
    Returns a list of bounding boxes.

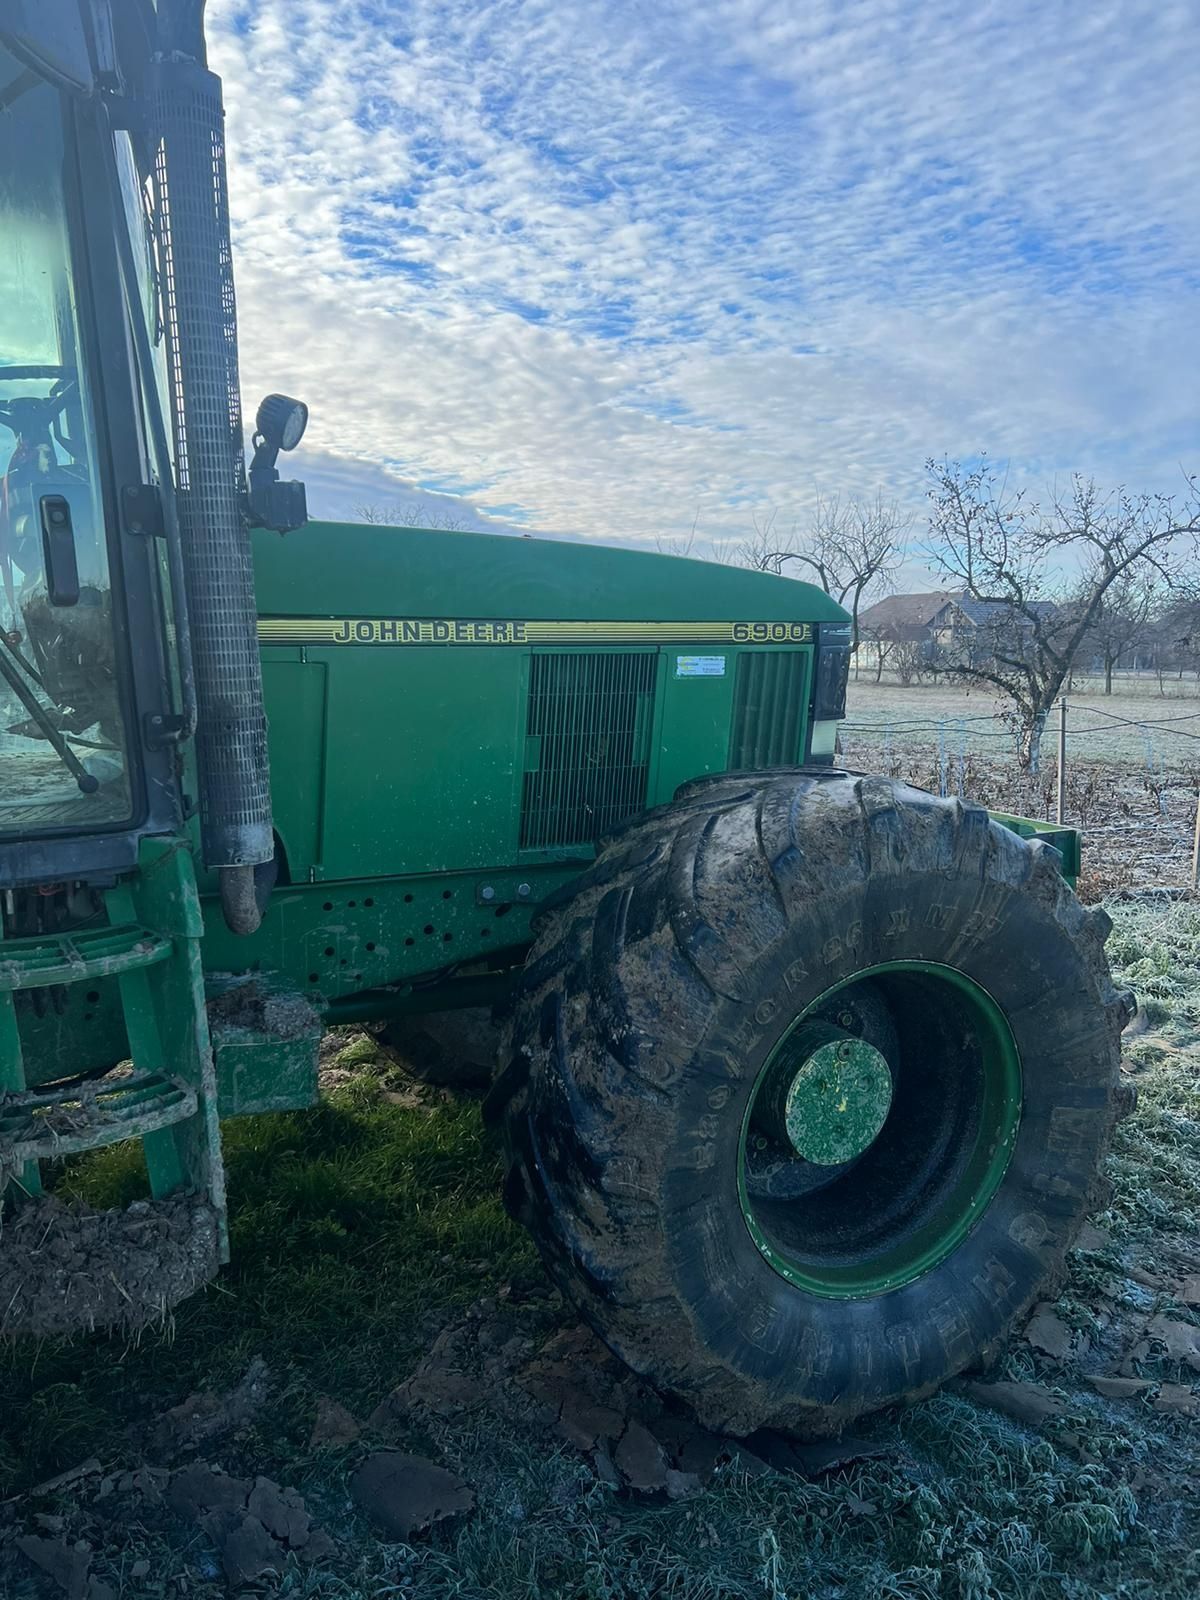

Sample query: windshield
[0,48,133,836]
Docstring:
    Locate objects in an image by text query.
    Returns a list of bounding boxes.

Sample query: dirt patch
[207,976,321,1042]
[373,1300,893,1500]
[4,1460,332,1598]
[1024,1302,1087,1362]
[166,1463,334,1581]
[14,1533,111,1600]
[351,1452,474,1539]
[310,1395,362,1449]
[0,1195,219,1339]
[149,1357,270,1456]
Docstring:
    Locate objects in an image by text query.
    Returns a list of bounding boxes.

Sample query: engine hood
[252,521,850,627]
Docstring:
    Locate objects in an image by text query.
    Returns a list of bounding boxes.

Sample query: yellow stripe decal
[257,618,813,646]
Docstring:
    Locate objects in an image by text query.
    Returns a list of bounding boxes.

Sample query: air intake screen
[521,653,656,849]
[729,651,807,768]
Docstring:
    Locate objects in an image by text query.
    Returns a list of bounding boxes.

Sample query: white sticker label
[675,654,726,678]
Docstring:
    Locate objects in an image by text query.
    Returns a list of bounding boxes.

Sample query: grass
[0,1065,538,1491]
[2,903,1200,1599]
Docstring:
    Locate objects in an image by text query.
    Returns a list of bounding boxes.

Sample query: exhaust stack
[152,7,272,928]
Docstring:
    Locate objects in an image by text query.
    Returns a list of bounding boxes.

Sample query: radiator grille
[729,651,807,768]
[520,653,656,849]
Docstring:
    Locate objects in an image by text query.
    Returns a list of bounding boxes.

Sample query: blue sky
[211,0,1200,550]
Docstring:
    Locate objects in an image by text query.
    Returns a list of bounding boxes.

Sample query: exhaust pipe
[153,4,271,931]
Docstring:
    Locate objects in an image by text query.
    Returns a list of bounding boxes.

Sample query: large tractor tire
[489,770,1127,1437]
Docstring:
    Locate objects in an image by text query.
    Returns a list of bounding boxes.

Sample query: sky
[210,0,1200,555]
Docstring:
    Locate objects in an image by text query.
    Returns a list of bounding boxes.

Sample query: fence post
[1191,787,1200,892]
[1056,699,1067,825]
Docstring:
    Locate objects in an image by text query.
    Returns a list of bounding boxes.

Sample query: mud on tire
[488,770,1125,1437]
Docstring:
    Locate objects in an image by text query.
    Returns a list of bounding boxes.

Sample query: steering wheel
[0,365,77,422]
[0,368,81,460]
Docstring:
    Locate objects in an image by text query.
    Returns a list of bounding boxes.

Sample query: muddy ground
[1,784,1199,1596]
[2,1132,1199,1599]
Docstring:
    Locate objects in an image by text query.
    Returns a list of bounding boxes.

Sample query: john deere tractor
[0,0,1128,1438]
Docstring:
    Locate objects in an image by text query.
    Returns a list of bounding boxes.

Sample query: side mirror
[247,393,308,533]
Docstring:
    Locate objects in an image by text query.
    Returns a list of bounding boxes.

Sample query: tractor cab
[0,0,292,1331]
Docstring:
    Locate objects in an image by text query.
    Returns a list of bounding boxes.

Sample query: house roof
[858,592,959,632]
[859,590,1059,637]
[954,595,1058,627]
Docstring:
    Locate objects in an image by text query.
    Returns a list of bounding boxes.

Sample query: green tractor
[0,0,1129,1438]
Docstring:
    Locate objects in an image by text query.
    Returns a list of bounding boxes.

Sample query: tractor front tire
[490,770,1124,1437]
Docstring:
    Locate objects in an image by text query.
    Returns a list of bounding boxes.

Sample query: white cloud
[210,0,1200,548]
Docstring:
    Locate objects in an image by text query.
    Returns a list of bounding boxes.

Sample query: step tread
[0,1070,197,1167]
[0,924,171,992]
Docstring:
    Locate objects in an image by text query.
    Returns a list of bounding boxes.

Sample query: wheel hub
[779,1033,893,1165]
[754,1020,894,1167]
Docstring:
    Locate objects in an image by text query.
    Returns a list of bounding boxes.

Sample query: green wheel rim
[737,961,1022,1299]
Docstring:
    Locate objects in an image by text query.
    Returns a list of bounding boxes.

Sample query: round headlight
[256,393,309,452]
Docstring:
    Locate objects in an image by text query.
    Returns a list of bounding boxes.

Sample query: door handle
[39,494,80,606]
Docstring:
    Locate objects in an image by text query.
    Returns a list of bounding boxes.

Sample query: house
[857,592,961,648]
[857,591,1058,672]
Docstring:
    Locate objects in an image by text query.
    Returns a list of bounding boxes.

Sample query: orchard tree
[354,501,468,531]
[1148,592,1200,688]
[926,458,1200,768]
[738,492,909,654]
[1084,567,1160,692]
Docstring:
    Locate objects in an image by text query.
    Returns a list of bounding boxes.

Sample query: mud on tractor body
[0,0,1131,1436]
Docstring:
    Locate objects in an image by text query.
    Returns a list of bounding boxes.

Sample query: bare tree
[737,494,909,654]
[653,510,744,562]
[738,510,788,573]
[654,510,700,559]
[926,458,1200,768]
[859,623,896,684]
[353,501,468,531]
[1147,592,1200,690]
[1083,566,1160,693]
[891,638,933,687]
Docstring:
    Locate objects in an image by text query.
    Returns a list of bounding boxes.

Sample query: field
[2,684,1199,1600]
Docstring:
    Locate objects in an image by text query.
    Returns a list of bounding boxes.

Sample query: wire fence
[842,699,1200,768]
[839,696,1200,889]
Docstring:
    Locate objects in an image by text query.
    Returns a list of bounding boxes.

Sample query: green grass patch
[0,1064,535,1490]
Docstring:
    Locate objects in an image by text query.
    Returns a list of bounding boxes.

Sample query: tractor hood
[252,522,850,627]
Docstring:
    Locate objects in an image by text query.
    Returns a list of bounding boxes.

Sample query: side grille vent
[520,653,656,849]
[729,652,808,769]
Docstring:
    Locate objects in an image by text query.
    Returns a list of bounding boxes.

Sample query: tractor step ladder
[0,923,172,992]
[0,1069,198,1173]
[0,839,228,1324]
